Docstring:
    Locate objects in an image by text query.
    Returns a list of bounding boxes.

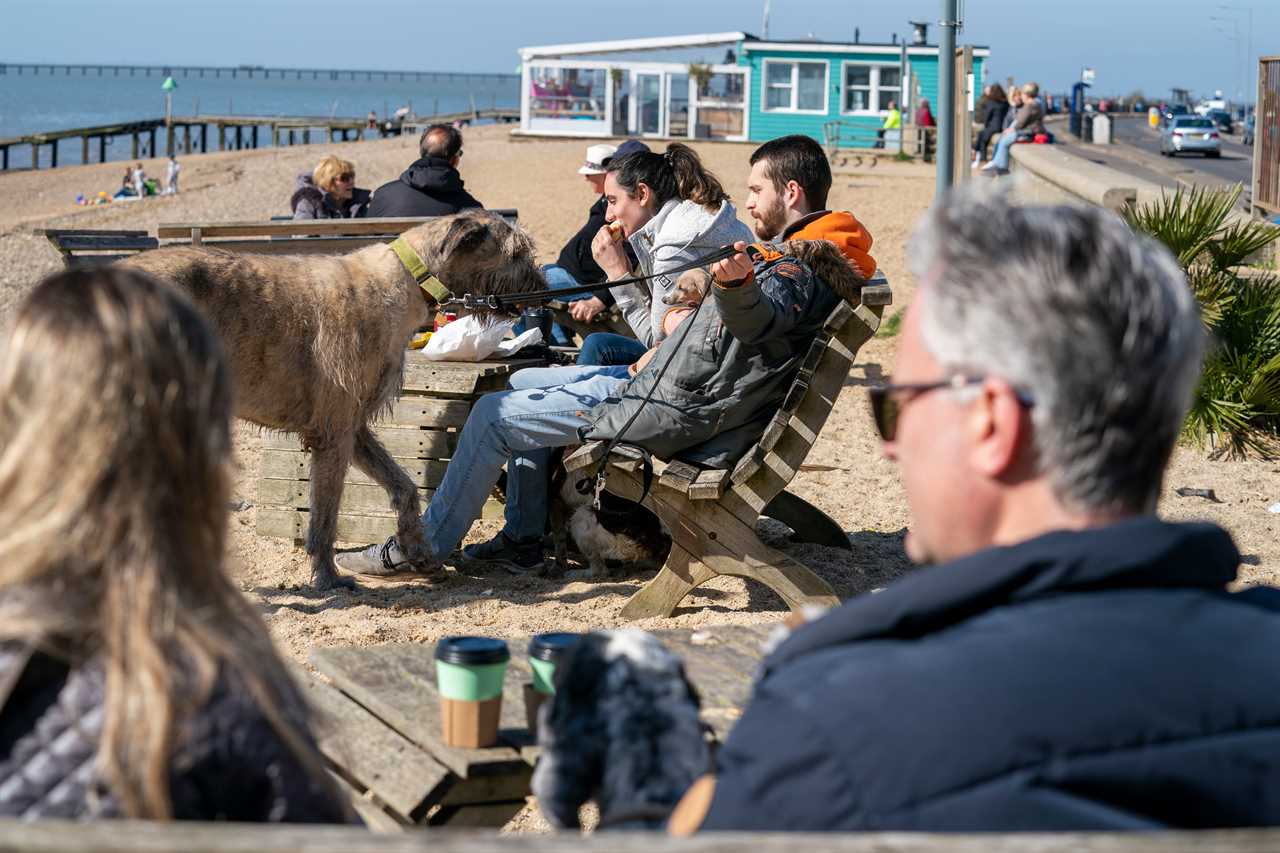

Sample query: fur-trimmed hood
[782,209,877,281]
[778,235,869,304]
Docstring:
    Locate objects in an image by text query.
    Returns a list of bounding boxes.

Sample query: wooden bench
[565,277,891,619]
[42,212,519,266]
[0,820,1272,851]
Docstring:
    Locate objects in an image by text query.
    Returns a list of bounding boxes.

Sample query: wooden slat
[257,479,434,515]
[301,670,454,820]
[48,235,158,251]
[658,460,700,495]
[40,228,148,237]
[563,440,607,473]
[384,397,473,428]
[0,820,1276,852]
[400,362,486,397]
[260,449,450,489]
[166,236,397,255]
[688,468,729,501]
[261,427,457,459]
[255,501,504,543]
[156,211,519,240]
[861,282,893,306]
[310,645,527,780]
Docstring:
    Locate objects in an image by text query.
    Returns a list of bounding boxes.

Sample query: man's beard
[752,200,787,240]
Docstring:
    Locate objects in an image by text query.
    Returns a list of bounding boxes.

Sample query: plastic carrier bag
[423,315,517,362]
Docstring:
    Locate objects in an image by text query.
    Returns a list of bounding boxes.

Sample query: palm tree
[1123,185,1280,458]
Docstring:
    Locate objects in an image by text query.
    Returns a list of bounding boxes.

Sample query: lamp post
[936,0,960,196]
[1210,15,1243,103]
[1216,4,1254,106]
[161,75,177,156]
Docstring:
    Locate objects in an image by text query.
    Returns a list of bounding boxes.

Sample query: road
[1109,116,1253,187]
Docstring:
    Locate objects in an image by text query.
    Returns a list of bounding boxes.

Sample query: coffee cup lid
[528,632,580,663]
[435,636,510,666]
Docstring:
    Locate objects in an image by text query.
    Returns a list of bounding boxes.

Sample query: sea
[0,68,520,170]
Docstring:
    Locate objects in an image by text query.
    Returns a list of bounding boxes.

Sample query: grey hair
[908,186,1204,514]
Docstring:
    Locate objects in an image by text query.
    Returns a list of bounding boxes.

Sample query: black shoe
[463,532,546,575]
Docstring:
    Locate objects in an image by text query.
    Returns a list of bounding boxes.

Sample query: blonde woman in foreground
[0,267,351,823]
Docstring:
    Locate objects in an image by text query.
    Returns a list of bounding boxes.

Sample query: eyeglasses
[336,173,354,182]
[868,376,1034,442]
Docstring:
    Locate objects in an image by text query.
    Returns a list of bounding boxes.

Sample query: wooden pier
[0,109,519,172]
[0,62,516,84]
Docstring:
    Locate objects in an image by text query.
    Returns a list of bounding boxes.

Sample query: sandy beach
[2,124,1278,828]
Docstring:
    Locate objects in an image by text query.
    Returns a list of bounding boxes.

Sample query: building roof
[741,39,990,58]
[519,32,753,61]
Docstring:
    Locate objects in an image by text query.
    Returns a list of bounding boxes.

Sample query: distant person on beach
[0,267,352,824]
[367,109,377,130]
[973,84,1010,165]
[132,162,147,198]
[291,155,370,219]
[366,123,482,218]
[914,98,935,128]
[164,155,180,195]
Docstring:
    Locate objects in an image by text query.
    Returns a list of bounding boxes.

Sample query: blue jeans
[991,130,1017,170]
[420,368,628,556]
[578,332,648,366]
[515,264,587,346]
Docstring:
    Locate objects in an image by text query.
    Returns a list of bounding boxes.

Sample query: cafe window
[762,60,828,113]
[842,62,904,114]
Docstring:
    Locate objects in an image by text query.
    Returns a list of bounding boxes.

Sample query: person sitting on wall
[291,155,370,219]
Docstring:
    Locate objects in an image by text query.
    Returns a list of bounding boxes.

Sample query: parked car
[1207,109,1234,134]
[1160,116,1221,157]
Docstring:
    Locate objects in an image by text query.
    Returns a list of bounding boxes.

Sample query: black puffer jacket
[0,646,350,823]
[366,156,483,217]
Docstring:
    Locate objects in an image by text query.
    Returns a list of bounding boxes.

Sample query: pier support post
[2,147,8,170]
[50,140,57,169]
[304,129,311,144]
[99,135,107,162]
[288,129,295,145]
[82,136,90,164]
[148,128,156,157]
[251,125,258,148]
[167,125,174,156]
[234,126,242,150]
[131,133,139,159]
[200,124,208,153]
[30,143,38,170]
[218,125,225,151]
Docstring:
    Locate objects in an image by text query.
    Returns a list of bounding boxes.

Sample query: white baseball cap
[578,143,618,175]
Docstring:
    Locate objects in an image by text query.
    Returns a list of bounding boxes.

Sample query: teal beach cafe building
[514,32,988,149]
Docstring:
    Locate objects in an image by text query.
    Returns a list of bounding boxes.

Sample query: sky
[6,0,1277,99]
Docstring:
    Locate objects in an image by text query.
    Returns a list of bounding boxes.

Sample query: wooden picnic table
[305,623,775,830]
[257,354,545,546]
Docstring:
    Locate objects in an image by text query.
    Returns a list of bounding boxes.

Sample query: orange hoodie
[782,210,877,280]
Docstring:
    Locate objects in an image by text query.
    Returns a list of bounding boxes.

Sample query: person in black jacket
[973,83,1010,165]
[663,189,1280,834]
[366,123,482,217]
[0,267,351,824]
[525,139,648,351]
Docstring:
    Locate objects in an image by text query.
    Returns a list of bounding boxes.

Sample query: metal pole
[937,0,958,196]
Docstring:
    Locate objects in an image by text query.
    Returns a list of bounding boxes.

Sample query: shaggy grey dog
[532,630,708,830]
[123,211,543,590]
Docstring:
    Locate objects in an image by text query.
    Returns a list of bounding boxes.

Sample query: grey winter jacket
[0,644,350,823]
[583,240,864,468]
[608,198,753,347]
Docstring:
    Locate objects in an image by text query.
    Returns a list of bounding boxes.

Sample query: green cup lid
[528,632,580,663]
[435,636,509,666]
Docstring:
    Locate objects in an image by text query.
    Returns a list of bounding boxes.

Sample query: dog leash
[438,243,748,312]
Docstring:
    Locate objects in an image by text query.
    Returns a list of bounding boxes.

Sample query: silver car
[1160,116,1221,157]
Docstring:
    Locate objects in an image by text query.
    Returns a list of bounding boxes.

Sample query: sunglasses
[336,173,354,182]
[869,376,1034,442]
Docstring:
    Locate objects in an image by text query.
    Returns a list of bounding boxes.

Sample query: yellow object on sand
[409,331,432,349]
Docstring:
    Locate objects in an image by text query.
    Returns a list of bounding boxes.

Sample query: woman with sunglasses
[291,155,371,219]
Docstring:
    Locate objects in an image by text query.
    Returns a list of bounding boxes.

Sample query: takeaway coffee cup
[524,632,581,734]
[520,306,553,344]
[434,636,510,748]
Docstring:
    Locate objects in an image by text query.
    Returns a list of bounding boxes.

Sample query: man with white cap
[526,141,648,345]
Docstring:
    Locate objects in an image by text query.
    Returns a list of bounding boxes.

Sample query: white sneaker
[979,161,997,171]
[336,536,415,577]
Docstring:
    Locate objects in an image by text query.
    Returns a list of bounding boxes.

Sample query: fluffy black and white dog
[531,630,708,830]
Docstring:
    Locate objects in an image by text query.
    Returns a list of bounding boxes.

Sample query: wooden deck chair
[564,277,891,619]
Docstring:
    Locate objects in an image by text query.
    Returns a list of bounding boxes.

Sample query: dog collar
[389,237,452,304]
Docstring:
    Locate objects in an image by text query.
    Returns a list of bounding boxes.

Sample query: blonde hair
[0,268,338,819]
[312,155,354,193]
